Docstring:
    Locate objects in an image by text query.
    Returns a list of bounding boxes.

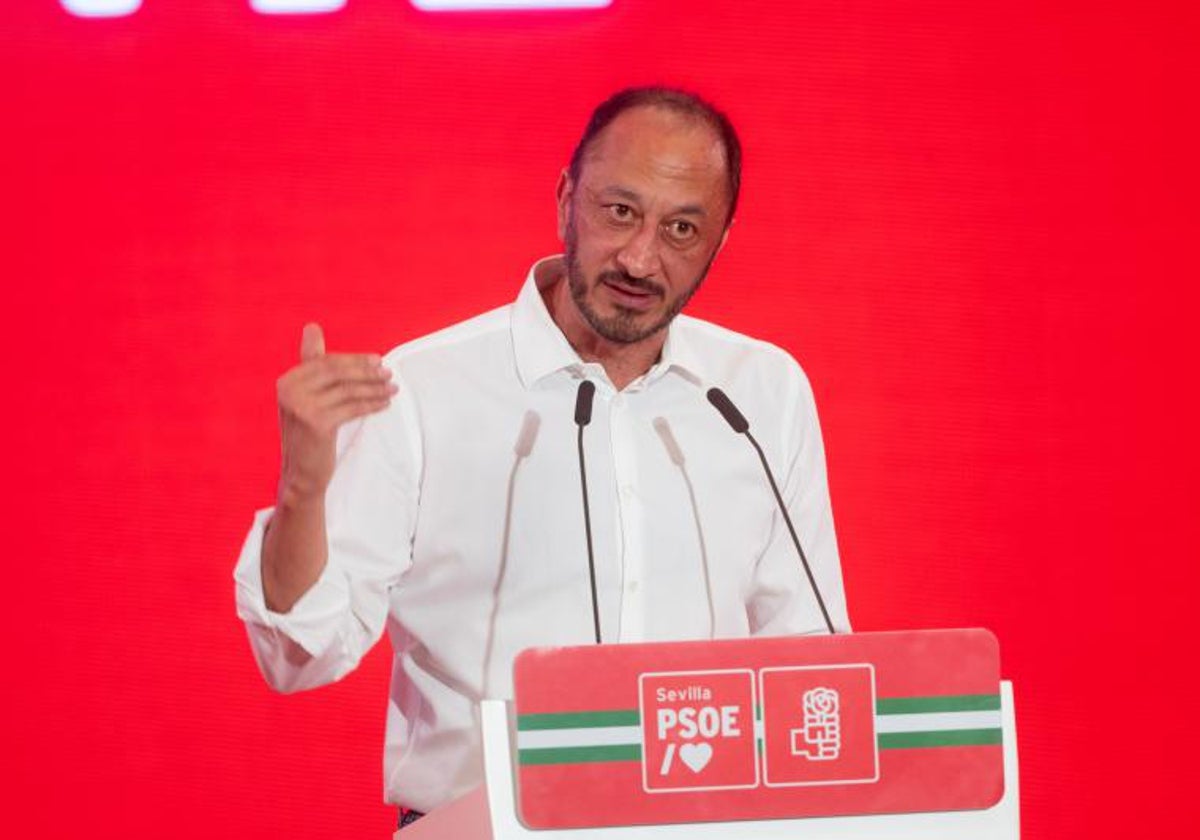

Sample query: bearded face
[554,106,732,350]
[563,209,715,345]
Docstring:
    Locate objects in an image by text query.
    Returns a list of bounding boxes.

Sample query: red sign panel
[513,629,1003,829]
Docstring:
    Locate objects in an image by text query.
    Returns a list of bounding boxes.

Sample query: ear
[555,168,573,242]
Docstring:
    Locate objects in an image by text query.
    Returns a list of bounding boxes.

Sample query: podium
[400,630,1019,839]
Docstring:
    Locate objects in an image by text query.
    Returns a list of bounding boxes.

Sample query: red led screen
[3,1,1197,837]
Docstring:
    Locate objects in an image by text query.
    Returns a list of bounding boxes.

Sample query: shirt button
[612,394,625,408]
[627,581,640,593]
[620,485,633,499]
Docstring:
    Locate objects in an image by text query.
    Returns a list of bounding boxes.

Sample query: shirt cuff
[232,506,351,658]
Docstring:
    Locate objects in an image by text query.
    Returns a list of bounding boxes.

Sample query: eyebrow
[595,185,709,218]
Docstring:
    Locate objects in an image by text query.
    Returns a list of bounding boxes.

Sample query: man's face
[557,106,732,345]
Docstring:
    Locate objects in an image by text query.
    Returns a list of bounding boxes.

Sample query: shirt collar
[652,314,706,388]
[511,256,585,389]
[510,255,709,390]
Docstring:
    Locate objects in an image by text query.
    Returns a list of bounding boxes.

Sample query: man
[234,87,850,820]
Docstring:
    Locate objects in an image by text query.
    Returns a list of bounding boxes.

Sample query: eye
[605,203,634,223]
[664,219,697,242]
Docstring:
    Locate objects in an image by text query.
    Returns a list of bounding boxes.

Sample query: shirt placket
[608,390,645,642]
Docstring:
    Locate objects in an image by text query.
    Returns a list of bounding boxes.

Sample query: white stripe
[518,725,642,750]
[874,710,1002,733]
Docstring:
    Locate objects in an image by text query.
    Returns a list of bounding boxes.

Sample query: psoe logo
[791,686,841,761]
[638,669,759,794]
[760,664,879,788]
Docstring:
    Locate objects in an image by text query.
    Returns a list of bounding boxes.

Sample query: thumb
[300,322,326,361]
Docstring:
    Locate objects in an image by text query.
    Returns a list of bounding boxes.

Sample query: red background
[3,1,1197,837]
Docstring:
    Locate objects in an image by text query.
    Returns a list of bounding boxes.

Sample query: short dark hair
[567,86,742,225]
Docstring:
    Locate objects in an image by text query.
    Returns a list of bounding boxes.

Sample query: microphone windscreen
[574,380,596,426]
[706,387,750,433]
[652,417,686,466]
[514,410,541,458]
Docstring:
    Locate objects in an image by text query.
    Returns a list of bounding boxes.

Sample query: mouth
[599,276,662,312]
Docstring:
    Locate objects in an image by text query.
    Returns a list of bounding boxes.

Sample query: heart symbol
[679,742,713,774]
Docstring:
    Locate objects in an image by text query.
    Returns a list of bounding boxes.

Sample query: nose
[615,221,662,280]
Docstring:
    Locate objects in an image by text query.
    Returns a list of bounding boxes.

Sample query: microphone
[574,380,601,644]
[514,410,541,459]
[706,387,837,635]
[575,380,596,425]
[706,387,749,433]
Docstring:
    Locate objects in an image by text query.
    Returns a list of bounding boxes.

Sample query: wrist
[275,476,327,512]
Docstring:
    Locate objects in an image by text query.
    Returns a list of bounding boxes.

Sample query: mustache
[597,270,665,297]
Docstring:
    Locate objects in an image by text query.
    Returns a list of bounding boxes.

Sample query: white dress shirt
[233,256,849,811]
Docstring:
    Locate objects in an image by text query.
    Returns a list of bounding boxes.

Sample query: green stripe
[518,744,642,765]
[517,709,640,730]
[876,694,1000,715]
[878,728,1002,749]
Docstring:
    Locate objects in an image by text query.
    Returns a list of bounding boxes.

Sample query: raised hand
[262,323,397,613]
[274,322,397,505]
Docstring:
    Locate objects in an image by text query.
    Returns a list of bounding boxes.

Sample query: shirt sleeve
[232,364,423,693]
[746,359,851,636]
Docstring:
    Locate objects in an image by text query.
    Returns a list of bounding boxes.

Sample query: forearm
[261,486,329,614]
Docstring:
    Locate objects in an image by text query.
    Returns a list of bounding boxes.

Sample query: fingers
[300,322,326,361]
[287,382,397,430]
[325,396,396,428]
[277,352,398,433]
[318,379,399,408]
[277,326,396,499]
[280,324,396,428]
[296,354,392,393]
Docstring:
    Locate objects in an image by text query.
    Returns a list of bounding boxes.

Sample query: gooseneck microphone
[706,387,837,635]
[574,380,601,644]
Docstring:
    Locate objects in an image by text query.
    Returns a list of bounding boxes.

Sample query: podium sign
[513,629,1003,830]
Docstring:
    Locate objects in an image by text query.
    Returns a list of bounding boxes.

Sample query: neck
[543,270,666,392]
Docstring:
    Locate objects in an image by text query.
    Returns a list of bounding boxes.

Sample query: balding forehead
[567,87,742,224]
[580,105,729,172]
